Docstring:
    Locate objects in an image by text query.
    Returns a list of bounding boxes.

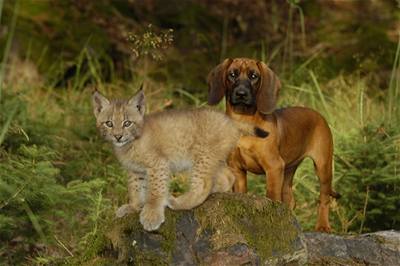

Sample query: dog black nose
[235,89,247,97]
[114,135,122,141]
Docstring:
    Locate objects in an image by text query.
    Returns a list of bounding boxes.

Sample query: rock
[77,193,307,265]
[305,230,400,265]
[72,193,400,266]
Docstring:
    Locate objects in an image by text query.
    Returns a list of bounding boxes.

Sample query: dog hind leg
[313,155,334,232]
[282,164,299,210]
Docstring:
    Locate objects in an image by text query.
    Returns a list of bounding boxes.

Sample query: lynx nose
[114,135,123,141]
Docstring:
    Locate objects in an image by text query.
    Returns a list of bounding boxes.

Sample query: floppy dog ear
[256,61,281,114]
[207,58,233,105]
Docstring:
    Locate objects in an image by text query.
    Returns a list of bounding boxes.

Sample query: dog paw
[140,204,165,231]
[315,224,331,233]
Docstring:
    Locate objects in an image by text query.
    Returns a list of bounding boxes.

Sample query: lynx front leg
[140,160,169,231]
[116,171,146,218]
[169,155,217,210]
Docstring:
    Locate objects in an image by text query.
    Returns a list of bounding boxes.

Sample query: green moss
[82,232,110,262]
[133,250,169,266]
[76,208,180,264]
[76,193,301,264]
[194,193,299,261]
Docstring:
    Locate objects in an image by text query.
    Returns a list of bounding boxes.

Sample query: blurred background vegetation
[0,0,399,264]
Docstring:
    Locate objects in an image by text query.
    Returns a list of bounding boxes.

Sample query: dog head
[207,58,281,115]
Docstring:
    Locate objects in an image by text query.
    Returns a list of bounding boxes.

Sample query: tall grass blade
[295,47,323,75]
[289,0,307,49]
[0,0,4,23]
[387,34,400,123]
[219,17,228,62]
[0,0,19,101]
[176,88,201,106]
[22,201,47,243]
[357,80,364,128]
[260,40,266,63]
[85,48,102,87]
[0,101,18,146]
[309,70,331,122]
[266,41,283,65]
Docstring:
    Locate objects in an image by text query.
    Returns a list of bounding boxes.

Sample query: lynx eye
[123,121,132,128]
[105,121,113,128]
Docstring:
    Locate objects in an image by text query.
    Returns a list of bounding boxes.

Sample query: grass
[0,0,18,100]
[1,39,399,263]
[0,3,399,263]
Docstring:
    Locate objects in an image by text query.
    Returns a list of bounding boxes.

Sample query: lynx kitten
[92,89,261,231]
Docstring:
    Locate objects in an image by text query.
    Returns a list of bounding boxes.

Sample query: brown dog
[207,58,340,232]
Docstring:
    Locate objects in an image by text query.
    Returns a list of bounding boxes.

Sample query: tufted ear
[128,85,146,116]
[92,90,110,118]
[207,58,233,105]
[256,61,281,114]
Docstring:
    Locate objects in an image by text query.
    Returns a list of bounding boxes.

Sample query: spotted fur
[92,89,257,231]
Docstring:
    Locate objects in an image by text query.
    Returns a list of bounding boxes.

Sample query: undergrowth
[0,1,399,264]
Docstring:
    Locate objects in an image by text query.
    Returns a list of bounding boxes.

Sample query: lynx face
[92,90,146,147]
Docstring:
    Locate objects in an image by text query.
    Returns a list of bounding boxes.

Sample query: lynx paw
[116,204,136,218]
[115,204,141,218]
[140,204,165,231]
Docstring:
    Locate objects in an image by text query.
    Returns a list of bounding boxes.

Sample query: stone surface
[305,230,400,265]
[75,192,400,266]
[77,193,307,265]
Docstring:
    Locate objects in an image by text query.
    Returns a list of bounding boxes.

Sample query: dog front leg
[228,149,248,193]
[232,167,247,193]
[261,156,285,202]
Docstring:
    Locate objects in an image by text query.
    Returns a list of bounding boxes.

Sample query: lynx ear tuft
[92,90,110,118]
[128,89,146,115]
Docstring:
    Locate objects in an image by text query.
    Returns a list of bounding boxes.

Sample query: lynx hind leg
[212,165,236,193]
[169,155,218,210]
[116,172,146,218]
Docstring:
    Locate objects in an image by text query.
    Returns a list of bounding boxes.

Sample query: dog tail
[330,190,341,199]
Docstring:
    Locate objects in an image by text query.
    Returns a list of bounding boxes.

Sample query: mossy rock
[75,193,307,265]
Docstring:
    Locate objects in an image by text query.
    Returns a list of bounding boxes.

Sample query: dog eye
[123,121,132,127]
[249,73,258,80]
[229,72,236,78]
[105,121,113,128]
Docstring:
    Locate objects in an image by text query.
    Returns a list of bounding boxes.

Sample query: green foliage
[0,87,130,264]
[0,1,399,264]
[0,92,111,264]
[336,125,400,232]
[0,142,107,262]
